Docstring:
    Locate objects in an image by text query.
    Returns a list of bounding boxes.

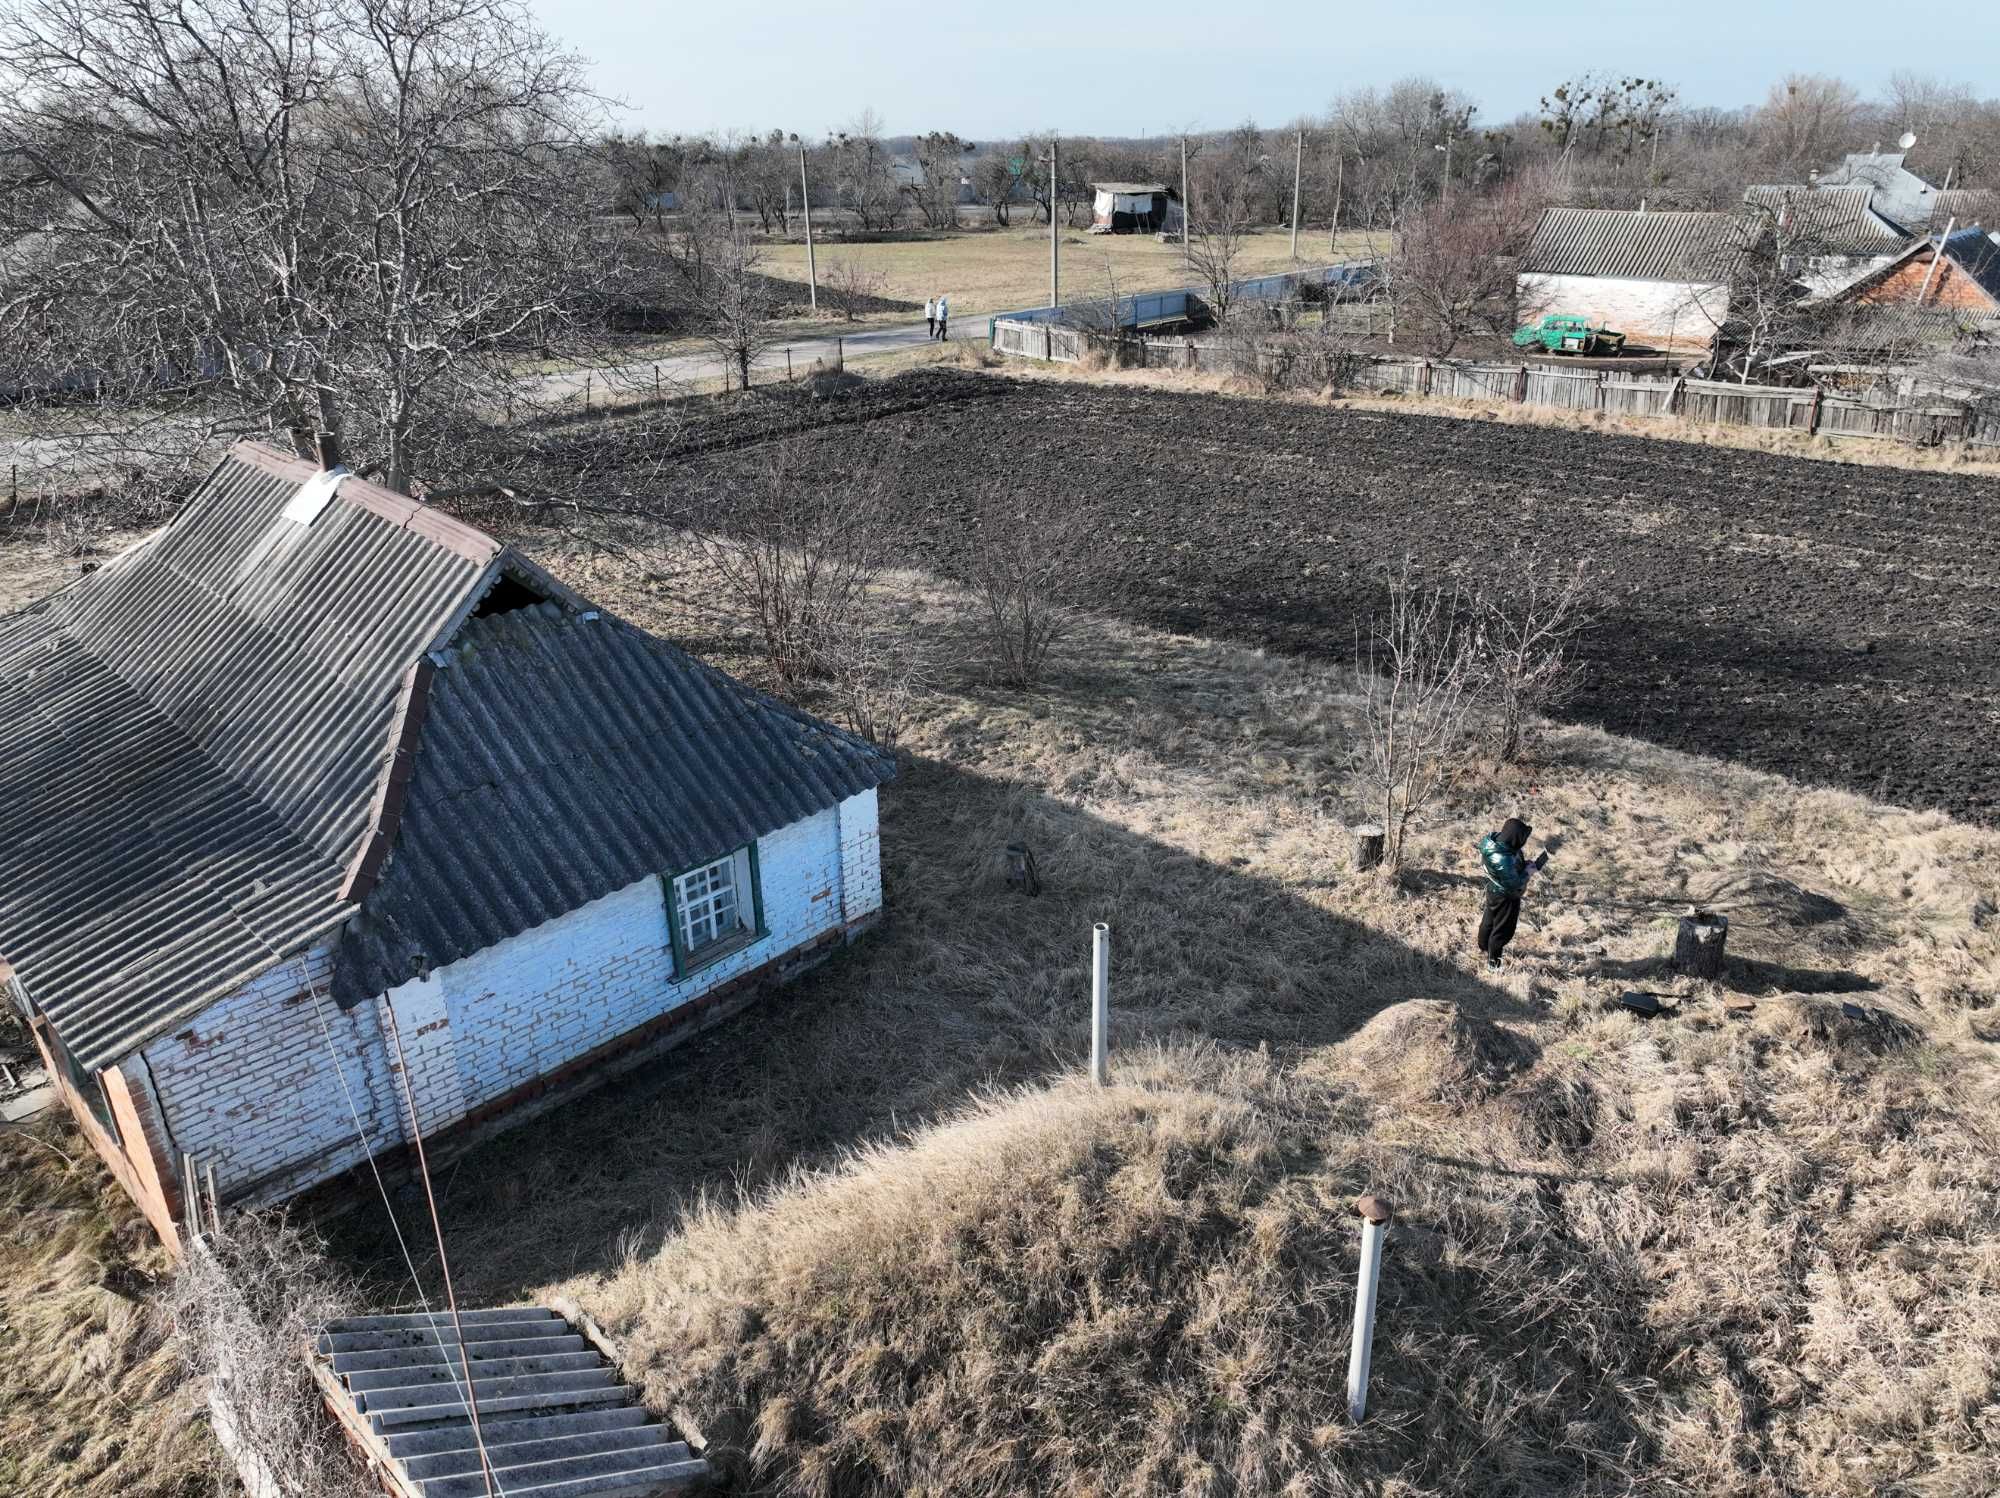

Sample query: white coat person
[924,297,936,338]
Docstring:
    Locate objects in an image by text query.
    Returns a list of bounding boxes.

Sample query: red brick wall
[1860,250,2000,310]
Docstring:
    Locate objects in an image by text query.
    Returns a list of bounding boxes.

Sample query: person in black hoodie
[1475,816,1543,968]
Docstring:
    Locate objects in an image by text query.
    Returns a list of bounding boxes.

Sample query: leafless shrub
[690,444,883,691]
[821,258,890,322]
[168,1215,375,1498]
[1186,172,1252,325]
[1378,171,1553,357]
[1475,543,1599,764]
[967,502,1082,690]
[1355,559,1484,873]
[816,586,933,750]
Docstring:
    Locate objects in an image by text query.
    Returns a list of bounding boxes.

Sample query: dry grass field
[753,224,1383,325]
[216,491,1989,1496]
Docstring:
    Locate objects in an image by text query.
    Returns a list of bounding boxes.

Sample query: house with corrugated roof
[0,440,894,1245]
[1741,184,1910,298]
[1517,207,1744,349]
[1818,226,2000,333]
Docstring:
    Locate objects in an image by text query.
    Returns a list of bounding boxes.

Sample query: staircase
[312,1306,707,1497]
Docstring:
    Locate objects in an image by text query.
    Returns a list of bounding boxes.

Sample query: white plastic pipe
[1347,1195,1394,1422]
[1090,923,1110,1086]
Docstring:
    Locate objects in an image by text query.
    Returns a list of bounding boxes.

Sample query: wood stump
[1673,910,1729,980]
[1004,841,1042,897]
[1352,824,1386,871]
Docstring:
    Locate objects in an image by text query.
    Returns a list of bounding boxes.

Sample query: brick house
[0,441,894,1244]
[1836,226,2000,315]
[1517,207,1745,349]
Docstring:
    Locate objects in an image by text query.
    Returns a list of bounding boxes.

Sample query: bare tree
[1756,74,1863,178]
[0,0,614,495]
[1378,171,1552,357]
[967,502,1082,690]
[687,222,776,391]
[690,444,882,690]
[1355,561,1485,874]
[1475,545,1597,764]
[971,153,1019,226]
[907,131,972,229]
[832,110,900,231]
[1186,170,1252,324]
[822,258,890,322]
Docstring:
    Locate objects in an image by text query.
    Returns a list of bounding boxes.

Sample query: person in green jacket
[1476,817,1545,969]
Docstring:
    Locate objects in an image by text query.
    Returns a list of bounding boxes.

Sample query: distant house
[1742,184,1909,298]
[0,441,894,1245]
[1090,182,1171,234]
[1831,226,2000,317]
[1815,150,1952,235]
[1518,207,1741,349]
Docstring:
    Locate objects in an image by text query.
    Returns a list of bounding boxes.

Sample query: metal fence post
[1090,924,1110,1086]
[1347,1194,1393,1422]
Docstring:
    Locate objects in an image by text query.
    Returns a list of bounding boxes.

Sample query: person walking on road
[935,292,949,341]
[1475,816,1545,969]
[924,296,936,339]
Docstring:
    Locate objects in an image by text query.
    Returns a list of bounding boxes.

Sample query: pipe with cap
[1090,923,1110,1087]
[1347,1194,1393,1422]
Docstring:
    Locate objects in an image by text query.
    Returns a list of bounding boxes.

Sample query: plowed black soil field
[635,371,2000,824]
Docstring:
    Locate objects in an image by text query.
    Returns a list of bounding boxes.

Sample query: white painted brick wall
[140,944,400,1204]
[137,794,885,1203]
[1518,273,1730,348]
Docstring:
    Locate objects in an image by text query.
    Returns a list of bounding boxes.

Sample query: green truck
[1513,314,1626,356]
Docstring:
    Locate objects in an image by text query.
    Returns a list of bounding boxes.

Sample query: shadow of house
[320,754,1528,1305]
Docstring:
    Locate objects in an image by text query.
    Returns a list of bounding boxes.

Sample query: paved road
[534,314,986,401]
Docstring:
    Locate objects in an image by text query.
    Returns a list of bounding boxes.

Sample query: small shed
[1090,182,1171,234]
[1518,207,1743,349]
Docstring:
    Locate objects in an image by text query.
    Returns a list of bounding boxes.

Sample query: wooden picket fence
[991,324,2000,453]
[1344,357,1998,450]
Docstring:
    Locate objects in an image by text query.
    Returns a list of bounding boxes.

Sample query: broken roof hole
[471,572,550,619]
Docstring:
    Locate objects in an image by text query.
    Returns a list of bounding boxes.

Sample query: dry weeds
[513,550,2000,1497]
[0,1097,211,1496]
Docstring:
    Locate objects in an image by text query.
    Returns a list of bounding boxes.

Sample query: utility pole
[1180,134,1191,270]
[1330,146,1343,253]
[1049,140,1060,307]
[1290,128,1303,259]
[796,134,818,313]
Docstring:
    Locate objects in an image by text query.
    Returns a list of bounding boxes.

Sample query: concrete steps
[313,1306,707,1497]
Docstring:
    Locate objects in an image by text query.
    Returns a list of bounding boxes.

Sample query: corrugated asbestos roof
[1743,185,1905,254]
[0,442,495,1068]
[331,603,896,1006]
[1523,208,1744,282]
[1941,226,2000,303]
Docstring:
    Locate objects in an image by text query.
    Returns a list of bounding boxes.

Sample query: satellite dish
[1898,131,1918,151]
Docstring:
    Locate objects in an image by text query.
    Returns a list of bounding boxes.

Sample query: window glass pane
[674,850,746,963]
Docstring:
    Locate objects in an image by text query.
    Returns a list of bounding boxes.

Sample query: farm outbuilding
[1742,184,1910,298]
[1090,182,1171,233]
[1838,226,2000,315]
[1518,207,1742,350]
[0,441,894,1245]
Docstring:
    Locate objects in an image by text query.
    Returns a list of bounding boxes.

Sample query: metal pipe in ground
[1347,1194,1393,1422]
[1090,923,1110,1086]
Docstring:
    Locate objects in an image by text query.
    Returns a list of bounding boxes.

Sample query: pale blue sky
[533,1,2000,140]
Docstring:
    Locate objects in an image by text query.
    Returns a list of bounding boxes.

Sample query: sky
[531,0,2000,142]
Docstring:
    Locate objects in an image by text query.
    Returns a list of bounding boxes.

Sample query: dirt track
[633,371,2000,825]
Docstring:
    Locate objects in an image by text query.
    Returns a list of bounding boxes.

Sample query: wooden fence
[992,325,2000,453]
[993,318,1083,364]
[1344,358,1997,450]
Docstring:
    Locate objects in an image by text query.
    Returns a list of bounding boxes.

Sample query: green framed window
[665,843,764,977]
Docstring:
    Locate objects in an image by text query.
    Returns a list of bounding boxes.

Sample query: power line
[304,979,498,1496]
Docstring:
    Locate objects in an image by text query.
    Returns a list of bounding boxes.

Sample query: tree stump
[1004,841,1042,898]
[1673,910,1729,980]
[1351,824,1386,871]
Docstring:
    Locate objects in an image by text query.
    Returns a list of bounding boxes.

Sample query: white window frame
[669,845,757,972]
